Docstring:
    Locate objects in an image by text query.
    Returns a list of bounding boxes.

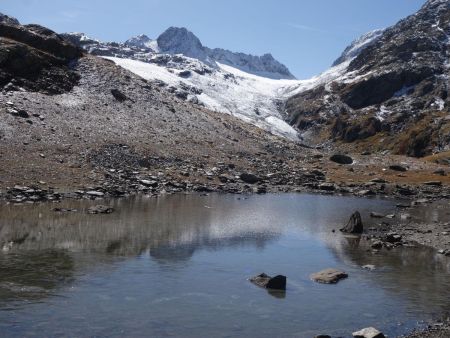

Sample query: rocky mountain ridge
[0,13,82,94]
[285,0,450,157]
[63,27,295,80]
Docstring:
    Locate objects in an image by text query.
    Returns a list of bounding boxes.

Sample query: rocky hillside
[285,0,450,157]
[0,13,82,94]
[0,14,307,195]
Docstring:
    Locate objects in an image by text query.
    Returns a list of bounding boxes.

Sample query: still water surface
[0,193,449,337]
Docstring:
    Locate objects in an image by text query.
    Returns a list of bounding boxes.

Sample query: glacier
[65,27,384,141]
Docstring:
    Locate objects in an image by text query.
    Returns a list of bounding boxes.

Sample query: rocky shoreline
[401,319,450,338]
[2,157,449,254]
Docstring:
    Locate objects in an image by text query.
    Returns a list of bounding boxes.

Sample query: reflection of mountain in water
[0,195,280,259]
[149,233,276,263]
[0,194,282,305]
[0,250,74,304]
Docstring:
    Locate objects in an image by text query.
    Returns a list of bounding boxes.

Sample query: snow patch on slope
[332,29,384,66]
[106,56,300,139]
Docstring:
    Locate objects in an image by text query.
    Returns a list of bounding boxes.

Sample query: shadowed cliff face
[0,13,82,94]
[286,0,450,157]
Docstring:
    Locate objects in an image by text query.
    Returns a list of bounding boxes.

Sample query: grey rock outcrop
[0,13,82,94]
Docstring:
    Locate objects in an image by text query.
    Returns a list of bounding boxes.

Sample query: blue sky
[2,0,426,78]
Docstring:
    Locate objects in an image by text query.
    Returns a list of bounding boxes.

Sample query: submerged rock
[87,205,114,214]
[340,211,363,234]
[310,268,348,284]
[249,273,286,290]
[352,327,385,338]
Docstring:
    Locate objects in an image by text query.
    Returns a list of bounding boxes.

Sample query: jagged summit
[154,26,295,79]
[157,27,209,61]
[64,26,295,79]
[0,12,20,25]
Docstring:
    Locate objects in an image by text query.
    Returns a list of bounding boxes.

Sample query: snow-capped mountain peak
[157,27,209,62]
[125,34,156,50]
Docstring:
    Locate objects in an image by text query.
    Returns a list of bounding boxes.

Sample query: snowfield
[106,56,299,139]
[106,56,353,140]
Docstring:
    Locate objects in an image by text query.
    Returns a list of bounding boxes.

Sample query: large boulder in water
[249,273,286,291]
[340,211,363,234]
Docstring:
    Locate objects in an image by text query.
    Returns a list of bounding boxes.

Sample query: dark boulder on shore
[389,165,407,172]
[240,173,261,184]
[340,211,363,234]
[330,154,353,165]
[249,273,286,291]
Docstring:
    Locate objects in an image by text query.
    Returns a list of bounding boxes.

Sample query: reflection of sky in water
[0,193,449,337]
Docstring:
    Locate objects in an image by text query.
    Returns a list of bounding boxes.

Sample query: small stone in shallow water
[362,265,376,271]
[87,205,114,214]
[310,268,348,284]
